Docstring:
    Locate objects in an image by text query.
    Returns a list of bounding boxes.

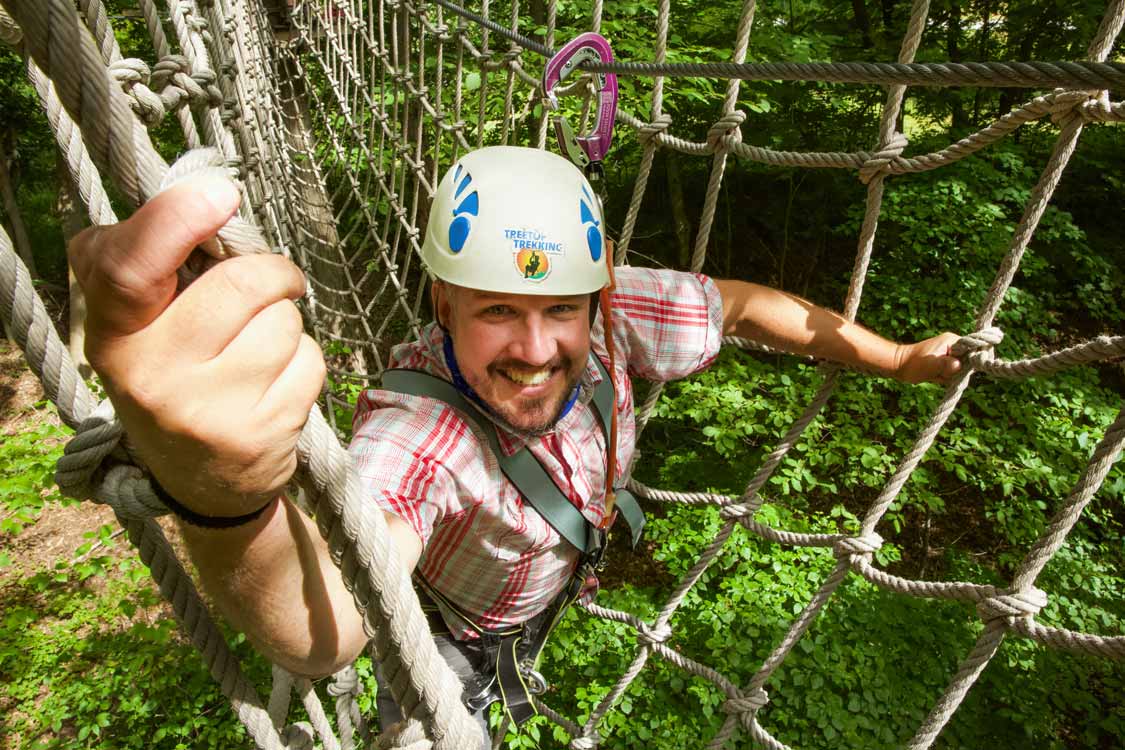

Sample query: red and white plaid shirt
[350,267,723,638]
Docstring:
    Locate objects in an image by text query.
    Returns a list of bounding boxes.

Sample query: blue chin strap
[443,334,581,423]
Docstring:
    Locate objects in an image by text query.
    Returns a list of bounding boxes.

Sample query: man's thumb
[72,176,241,340]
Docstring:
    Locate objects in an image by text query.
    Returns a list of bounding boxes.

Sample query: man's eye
[549,304,580,315]
[484,305,512,316]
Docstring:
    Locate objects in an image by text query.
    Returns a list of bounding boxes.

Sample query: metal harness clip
[542,32,618,179]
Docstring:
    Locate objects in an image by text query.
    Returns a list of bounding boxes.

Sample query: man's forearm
[180,500,423,677]
[715,279,902,376]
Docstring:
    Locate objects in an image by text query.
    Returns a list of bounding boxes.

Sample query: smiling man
[71,145,960,749]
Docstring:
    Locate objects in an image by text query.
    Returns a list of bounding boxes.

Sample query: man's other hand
[71,176,326,518]
[893,332,963,385]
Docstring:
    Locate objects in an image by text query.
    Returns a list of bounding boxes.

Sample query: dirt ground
[0,339,121,581]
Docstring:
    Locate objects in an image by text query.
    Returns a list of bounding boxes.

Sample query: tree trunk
[56,148,92,379]
[972,1,992,123]
[665,152,692,269]
[530,0,547,25]
[880,0,897,31]
[999,30,1036,132]
[852,0,874,49]
[946,0,967,132]
[0,134,37,278]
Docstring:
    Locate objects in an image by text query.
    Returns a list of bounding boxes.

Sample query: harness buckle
[542,32,618,179]
[463,673,500,712]
[520,660,549,696]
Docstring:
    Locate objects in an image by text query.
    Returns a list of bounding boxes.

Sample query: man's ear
[430,280,452,331]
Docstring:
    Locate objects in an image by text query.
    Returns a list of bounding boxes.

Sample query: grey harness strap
[380,355,645,551]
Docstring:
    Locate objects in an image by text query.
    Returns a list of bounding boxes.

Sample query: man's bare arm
[714,279,961,384]
[181,501,422,676]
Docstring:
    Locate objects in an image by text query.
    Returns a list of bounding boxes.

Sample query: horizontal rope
[590,60,1125,90]
[431,0,1125,90]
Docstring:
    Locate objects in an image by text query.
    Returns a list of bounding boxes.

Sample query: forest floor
[0,340,119,582]
[0,340,178,750]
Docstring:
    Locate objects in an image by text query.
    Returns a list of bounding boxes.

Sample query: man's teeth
[503,368,552,386]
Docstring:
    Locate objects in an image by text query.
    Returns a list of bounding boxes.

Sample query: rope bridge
[0,0,1123,747]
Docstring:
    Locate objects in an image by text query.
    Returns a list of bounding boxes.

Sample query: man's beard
[466,357,584,437]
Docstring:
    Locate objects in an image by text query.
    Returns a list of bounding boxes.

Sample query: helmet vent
[580,188,602,262]
[448,168,479,254]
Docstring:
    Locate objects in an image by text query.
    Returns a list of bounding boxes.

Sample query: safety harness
[380,354,644,725]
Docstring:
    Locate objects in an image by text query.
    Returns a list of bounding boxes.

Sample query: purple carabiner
[542,32,618,173]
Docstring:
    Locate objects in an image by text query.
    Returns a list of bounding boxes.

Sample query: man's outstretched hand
[71,176,326,518]
[893,332,963,385]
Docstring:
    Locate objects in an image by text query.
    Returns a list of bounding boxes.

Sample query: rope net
[0,0,1123,748]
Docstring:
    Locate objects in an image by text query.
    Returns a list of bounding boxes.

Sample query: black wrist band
[150,478,276,529]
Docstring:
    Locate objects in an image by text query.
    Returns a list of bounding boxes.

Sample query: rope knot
[719,503,751,522]
[187,15,210,34]
[723,688,769,729]
[109,57,150,85]
[977,587,1047,624]
[281,722,315,750]
[859,131,908,184]
[151,55,191,82]
[55,399,125,498]
[638,113,673,146]
[110,58,166,126]
[707,111,746,152]
[952,327,1004,370]
[1073,92,1115,123]
[1048,90,1107,128]
[833,532,884,562]
[51,382,167,522]
[569,733,601,750]
[328,666,361,696]
[637,622,672,646]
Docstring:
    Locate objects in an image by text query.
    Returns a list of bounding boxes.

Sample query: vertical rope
[137,0,204,148]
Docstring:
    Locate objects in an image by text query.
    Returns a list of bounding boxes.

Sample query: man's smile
[497,366,556,387]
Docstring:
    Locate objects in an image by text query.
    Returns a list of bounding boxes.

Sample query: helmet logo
[515,248,550,281]
[447,164,479,254]
[580,185,602,262]
[506,226,561,283]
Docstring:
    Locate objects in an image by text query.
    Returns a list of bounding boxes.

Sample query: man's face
[433,282,592,434]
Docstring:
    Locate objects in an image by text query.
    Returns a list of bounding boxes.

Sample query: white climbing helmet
[421,146,610,296]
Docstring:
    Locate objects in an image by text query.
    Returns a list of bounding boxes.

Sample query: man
[71,146,959,746]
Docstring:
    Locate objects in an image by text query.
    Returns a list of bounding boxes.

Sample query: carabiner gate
[542,32,618,180]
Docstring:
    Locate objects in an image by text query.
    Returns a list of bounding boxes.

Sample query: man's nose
[510,316,557,365]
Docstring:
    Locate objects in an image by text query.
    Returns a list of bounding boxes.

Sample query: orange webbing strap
[597,252,619,530]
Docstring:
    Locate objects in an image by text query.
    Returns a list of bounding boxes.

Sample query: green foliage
[0,557,254,749]
[0,405,72,545]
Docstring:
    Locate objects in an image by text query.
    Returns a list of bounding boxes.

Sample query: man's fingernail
[199,176,241,213]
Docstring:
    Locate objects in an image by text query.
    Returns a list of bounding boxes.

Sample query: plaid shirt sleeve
[349,393,482,544]
[599,266,724,382]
